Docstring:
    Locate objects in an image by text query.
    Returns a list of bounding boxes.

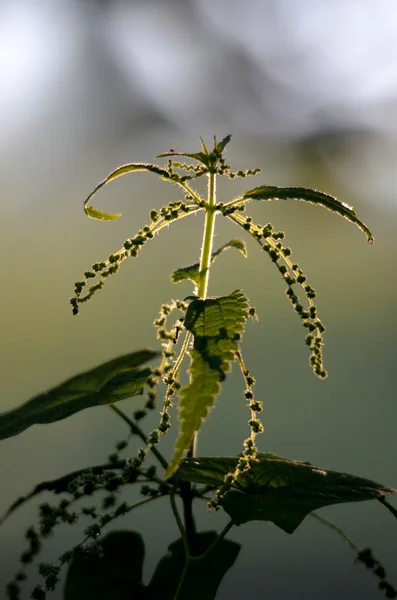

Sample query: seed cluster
[6,460,169,599]
[227,213,327,378]
[208,351,263,511]
[356,547,396,598]
[70,204,195,315]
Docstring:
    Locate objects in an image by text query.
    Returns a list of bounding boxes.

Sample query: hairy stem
[197,172,217,299]
[179,172,217,554]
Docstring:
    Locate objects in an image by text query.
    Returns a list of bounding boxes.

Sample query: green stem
[170,490,190,558]
[109,404,168,470]
[191,520,234,562]
[379,496,397,520]
[176,180,204,206]
[222,195,245,210]
[177,172,218,556]
[197,172,217,300]
[310,512,360,552]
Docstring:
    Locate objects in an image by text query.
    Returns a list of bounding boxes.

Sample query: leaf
[0,350,159,441]
[175,454,395,534]
[84,163,171,220]
[171,239,247,284]
[148,532,240,600]
[84,206,122,221]
[156,150,210,166]
[214,134,232,155]
[64,530,148,600]
[242,185,374,243]
[165,291,249,477]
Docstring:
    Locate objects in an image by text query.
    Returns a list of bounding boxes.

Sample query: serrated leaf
[171,239,247,284]
[64,531,146,600]
[148,532,240,600]
[242,185,374,243]
[165,291,249,477]
[0,350,159,441]
[175,454,395,533]
[156,150,209,166]
[84,162,171,220]
[214,134,232,155]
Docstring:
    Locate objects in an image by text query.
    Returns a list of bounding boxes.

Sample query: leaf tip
[84,206,122,221]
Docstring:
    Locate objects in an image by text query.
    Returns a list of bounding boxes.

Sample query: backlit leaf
[0,350,159,441]
[214,134,232,155]
[242,185,374,243]
[84,206,122,221]
[156,150,209,166]
[165,291,249,477]
[171,239,247,284]
[84,163,171,220]
[175,454,394,533]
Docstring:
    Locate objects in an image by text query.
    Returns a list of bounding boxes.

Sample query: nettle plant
[1,135,396,600]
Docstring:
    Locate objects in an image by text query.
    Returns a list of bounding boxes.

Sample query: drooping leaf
[175,454,394,533]
[165,291,249,477]
[148,532,240,600]
[0,350,159,441]
[64,531,147,600]
[84,163,171,220]
[241,185,374,243]
[171,239,247,284]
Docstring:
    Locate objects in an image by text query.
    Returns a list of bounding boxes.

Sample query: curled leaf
[242,185,374,243]
[85,206,121,221]
[171,239,247,285]
[84,163,171,220]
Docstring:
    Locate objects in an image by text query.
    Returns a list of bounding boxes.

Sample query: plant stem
[378,496,397,520]
[178,172,218,554]
[170,490,190,558]
[191,519,234,562]
[197,171,217,300]
[109,404,168,470]
[310,512,360,552]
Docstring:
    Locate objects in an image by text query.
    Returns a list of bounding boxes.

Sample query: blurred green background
[0,1,396,598]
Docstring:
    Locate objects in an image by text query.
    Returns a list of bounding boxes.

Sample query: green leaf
[84,206,122,221]
[156,150,209,166]
[200,137,209,154]
[175,454,395,533]
[84,163,171,220]
[242,185,374,243]
[0,350,159,441]
[64,530,147,600]
[148,532,240,600]
[214,134,232,155]
[171,239,247,284]
[165,291,249,477]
